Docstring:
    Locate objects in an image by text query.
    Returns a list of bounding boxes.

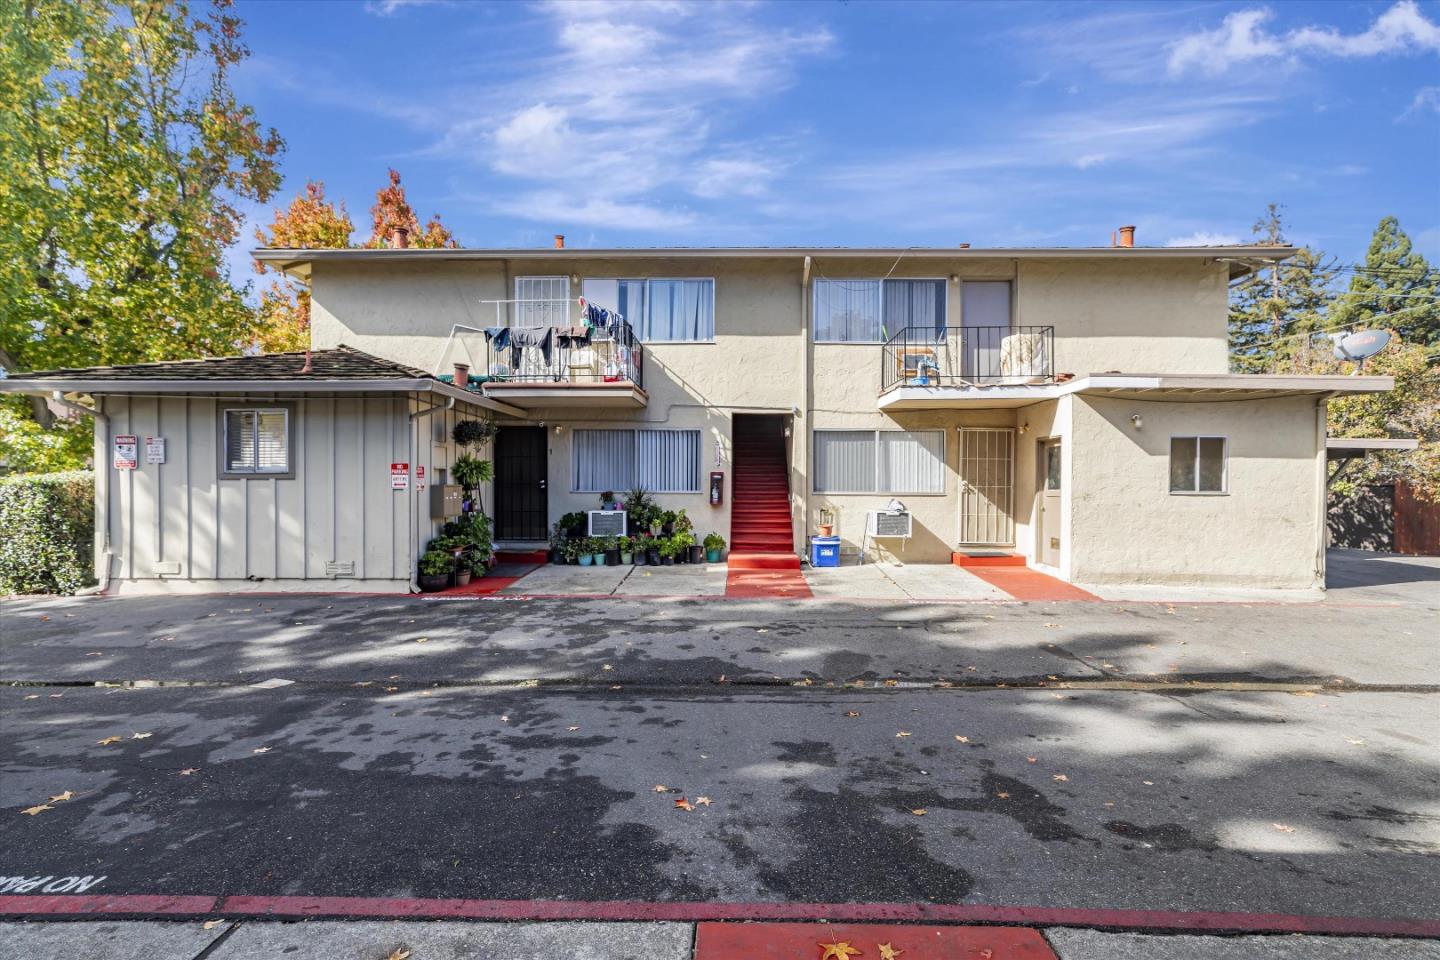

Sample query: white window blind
[582,278,711,341]
[814,430,944,493]
[514,276,570,328]
[813,278,945,342]
[573,429,701,493]
[224,409,288,474]
[1170,436,1227,493]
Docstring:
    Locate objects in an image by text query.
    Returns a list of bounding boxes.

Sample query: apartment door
[494,427,548,541]
[1039,439,1062,567]
[958,427,1015,545]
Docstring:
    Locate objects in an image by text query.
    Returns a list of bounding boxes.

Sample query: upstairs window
[222,408,290,477]
[1170,436,1227,494]
[513,276,570,328]
[582,278,713,342]
[813,279,945,342]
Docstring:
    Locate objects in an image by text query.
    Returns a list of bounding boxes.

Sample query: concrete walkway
[3,920,1437,959]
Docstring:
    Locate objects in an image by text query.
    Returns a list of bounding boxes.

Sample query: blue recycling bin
[809,536,841,568]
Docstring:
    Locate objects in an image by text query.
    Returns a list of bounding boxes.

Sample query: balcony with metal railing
[878,325,1057,410]
[446,298,646,408]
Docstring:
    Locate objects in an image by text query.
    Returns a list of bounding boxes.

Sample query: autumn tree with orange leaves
[367,168,456,249]
[252,181,354,353]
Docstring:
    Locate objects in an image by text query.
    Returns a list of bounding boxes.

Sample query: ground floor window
[221,407,290,477]
[1170,436,1227,494]
[572,428,701,493]
[813,429,944,493]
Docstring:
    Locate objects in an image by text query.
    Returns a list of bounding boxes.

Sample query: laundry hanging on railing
[578,298,627,340]
[506,326,553,367]
[556,325,593,349]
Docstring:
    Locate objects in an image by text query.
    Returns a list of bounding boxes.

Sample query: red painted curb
[0,894,217,915]
[696,922,1057,959]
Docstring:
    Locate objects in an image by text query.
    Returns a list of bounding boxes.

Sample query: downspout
[407,396,455,592]
[1314,393,1335,591]
[799,255,812,561]
[50,391,111,596]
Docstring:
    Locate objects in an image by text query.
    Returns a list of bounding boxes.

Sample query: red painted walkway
[428,564,540,597]
[964,566,1100,602]
[726,566,812,599]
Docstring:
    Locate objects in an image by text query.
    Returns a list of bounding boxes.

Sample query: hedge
[0,470,95,595]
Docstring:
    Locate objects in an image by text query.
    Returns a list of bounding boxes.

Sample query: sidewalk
[2,919,1437,959]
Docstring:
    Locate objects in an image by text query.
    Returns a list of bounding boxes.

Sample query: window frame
[581,276,715,343]
[512,275,571,328]
[812,428,947,495]
[811,277,950,344]
[570,427,703,494]
[218,403,295,480]
[1168,435,1228,496]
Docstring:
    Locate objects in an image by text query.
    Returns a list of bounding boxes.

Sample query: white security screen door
[958,427,1015,545]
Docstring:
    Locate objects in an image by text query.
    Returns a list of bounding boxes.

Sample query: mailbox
[709,471,724,506]
[431,484,463,519]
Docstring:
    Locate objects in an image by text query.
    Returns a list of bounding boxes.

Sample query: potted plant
[452,454,493,515]
[590,537,607,566]
[454,563,473,587]
[703,532,726,563]
[633,532,650,565]
[817,507,836,538]
[674,508,694,534]
[660,510,677,536]
[469,553,488,579]
[549,522,566,564]
[602,535,621,566]
[418,550,453,592]
[577,538,594,566]
[617,536,634,565]
[657,536,678,565]
[452,418,496,448]
[646,536,662,565]
[599,490,617,510]
[561,511,587,540]
[672,529,699,564]
[562,540,583,565]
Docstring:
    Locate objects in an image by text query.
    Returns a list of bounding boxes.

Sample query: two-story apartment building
[1,235,1392,595]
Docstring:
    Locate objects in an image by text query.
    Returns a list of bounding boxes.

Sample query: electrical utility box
[431,484,463,519]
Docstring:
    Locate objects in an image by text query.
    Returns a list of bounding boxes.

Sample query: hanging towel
[483,326,511,349]
[557,325,593,348]
[508,326,553,367]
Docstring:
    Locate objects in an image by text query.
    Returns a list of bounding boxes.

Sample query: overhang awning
[1326,437,1420,461]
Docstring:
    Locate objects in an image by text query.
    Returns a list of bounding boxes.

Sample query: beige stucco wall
[93,391,479,594]
[1068,395,1324,587]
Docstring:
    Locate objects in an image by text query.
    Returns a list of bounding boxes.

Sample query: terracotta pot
[819,523,834,537]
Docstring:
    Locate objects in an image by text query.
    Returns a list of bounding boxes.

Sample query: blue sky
[231,0,1440,284]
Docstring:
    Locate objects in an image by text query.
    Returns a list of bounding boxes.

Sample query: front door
[1039,439,1062,567]
[494,427,548,541]
[958,427,1015,545]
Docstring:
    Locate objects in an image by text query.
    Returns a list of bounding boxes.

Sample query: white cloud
[1398,85,1440,120]
[491,191,695,232]
[1074,153,1107,169]
[1168,1,1440,76]
[364,0,445,16]
[691,158,775,198]
[1166,231,1244,247]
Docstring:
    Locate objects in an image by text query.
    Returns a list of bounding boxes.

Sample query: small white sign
[391,462,410,490]
[145,436,166,464]
[113,435,138,470]
[416,465,426,491]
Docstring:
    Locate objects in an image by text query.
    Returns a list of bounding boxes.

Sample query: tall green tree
[1228,204,1339,373]
[0,0,283,470]
[1328,216,1439,347]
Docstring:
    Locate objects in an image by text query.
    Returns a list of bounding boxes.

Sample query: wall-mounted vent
[152,560,182,576]
[325,560,356,577]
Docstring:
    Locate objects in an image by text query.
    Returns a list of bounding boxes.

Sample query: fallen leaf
[895,731,912,738]
[695,796,713,806]
[500,714,510,722]
[48,791,73,803]
[414,637,428,644]
[202,919,224,930]
[844,711,861,718]
[21,804,53,816]
[386,948,412,960]
[252,747,271,754]
[674,797,695,811]
[1053,774,1069,781]
[131,732,152,740]
[85,651,103,656]
[995,792,1010,799]
[884,679,898,687]
[384,686,399,692]
[602,664,613,671]
[911,808,927,816]
[1273,823,1295,833]
[654,785,670,793]
[1344,737,1366,746]
[567,726,580,732]
[1044,623,1059,628]
[966,665,978,672]
[354,681,373,687]
[180,768,199,776]
[23,695,38,700]
[49,693,63,699]
[878,943,904,960]
[756,628,769,633]
[818,941,862,960]
[954,735,969,743]
[1142,780,1154,786]
[96,736,122,746]
[1026,756,1038,763]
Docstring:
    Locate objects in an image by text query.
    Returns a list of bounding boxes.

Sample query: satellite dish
[1330,329,1391,367]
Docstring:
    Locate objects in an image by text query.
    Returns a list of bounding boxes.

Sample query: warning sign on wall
[416,465,426,491]
[113,435,138,470]
[391,462,410,490]
[145,437,166,464]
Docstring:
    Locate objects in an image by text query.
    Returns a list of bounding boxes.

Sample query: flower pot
[592,552,606,566]
[688,545,705,564]
[818,523,834,537]
[705,548,721,563]
[418,573,450,592]
[578,554,593,566]
[453,568,472,587]
[634,549,648,566]
[647,548,661,565]
[662,556,675,565]
[550,548,564,565]
[604,549,620,566]
[662,524,674,536]
[620,552,633,564]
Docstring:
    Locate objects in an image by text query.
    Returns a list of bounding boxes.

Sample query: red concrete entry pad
[961,567,1100,602]
[696,922,1056,959]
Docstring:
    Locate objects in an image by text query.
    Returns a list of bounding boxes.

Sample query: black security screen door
[494,427,548,541]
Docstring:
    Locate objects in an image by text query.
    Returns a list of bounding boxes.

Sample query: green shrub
[0,470,95,595]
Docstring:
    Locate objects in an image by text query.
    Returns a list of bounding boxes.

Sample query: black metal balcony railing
[485,319,644,389]
[880,326,1055,392]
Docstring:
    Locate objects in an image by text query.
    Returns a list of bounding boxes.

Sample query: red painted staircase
[729,417,796,563]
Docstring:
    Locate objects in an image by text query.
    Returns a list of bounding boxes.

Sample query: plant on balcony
[703,532,725,563]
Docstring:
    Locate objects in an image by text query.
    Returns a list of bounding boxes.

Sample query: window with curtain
[579,278,711,341]
[1170,436,1227,494]
[514,276,570,328]
[812,278,946,342]
[573,429,701,492]
[223,408,289,475]
[813,430,944,493]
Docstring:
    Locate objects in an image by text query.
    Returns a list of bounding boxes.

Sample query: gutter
[406,397,455,592]
[48,391,112,596]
